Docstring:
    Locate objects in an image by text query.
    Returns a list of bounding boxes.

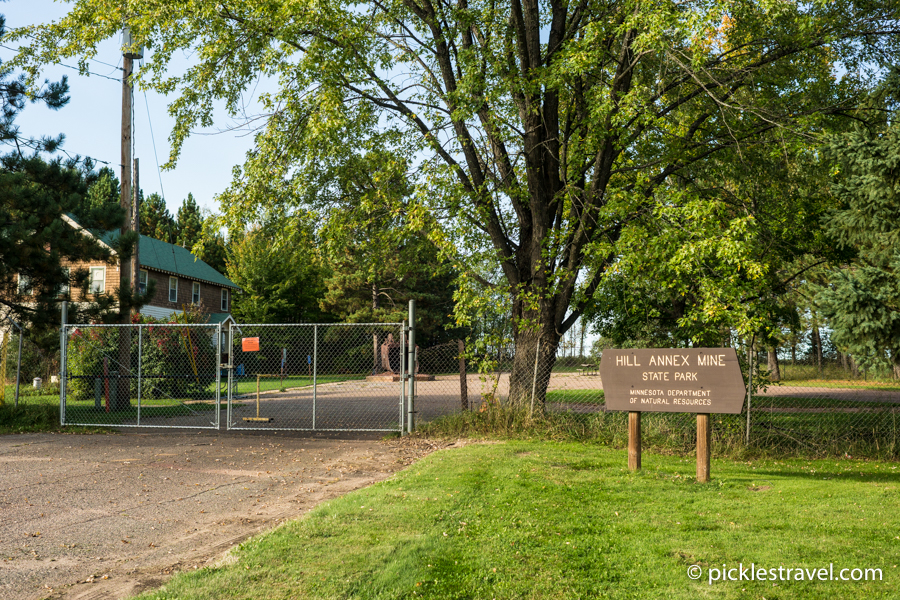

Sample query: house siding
[54,259,231,320]
[144,270,228,314]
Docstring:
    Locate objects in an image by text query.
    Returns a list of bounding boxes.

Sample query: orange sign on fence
[242,337,260,352]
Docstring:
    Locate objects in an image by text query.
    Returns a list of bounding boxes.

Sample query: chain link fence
[62,323,222,429]
[225,323,406,432]
[501,339,900,457]
[58,319,900,457]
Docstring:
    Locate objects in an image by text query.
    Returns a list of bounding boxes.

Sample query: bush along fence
[62,314,222,429]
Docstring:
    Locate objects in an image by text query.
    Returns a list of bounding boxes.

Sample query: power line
[0,43,121,82]
[141,83,167,203]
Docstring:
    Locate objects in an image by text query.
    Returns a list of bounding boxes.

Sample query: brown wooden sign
[599,348,746,414]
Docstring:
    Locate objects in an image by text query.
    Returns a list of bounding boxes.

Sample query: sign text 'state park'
[599,348,746,414]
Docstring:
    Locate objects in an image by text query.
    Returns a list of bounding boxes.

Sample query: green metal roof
[205,312,235,324]
[65,213,240,290]
[134,234,240,290]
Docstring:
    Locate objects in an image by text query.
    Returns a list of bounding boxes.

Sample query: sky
[1,0,264,217]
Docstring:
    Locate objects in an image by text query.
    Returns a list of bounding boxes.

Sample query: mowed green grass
[546,389,605,404]
[133,442,900,600]
[230,374,364,395]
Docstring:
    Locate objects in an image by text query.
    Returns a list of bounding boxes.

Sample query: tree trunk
[810,321,823,377]
[579,318,585,359]
[767,347,780,382]
[507,325,561,409]
[850,355,859,378]
[372,282,379,374]
[458,339,468,411]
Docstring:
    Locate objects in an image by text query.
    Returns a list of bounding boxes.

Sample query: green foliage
[817,121,900,373]
[175,192,202,249]
[12,1,898,400]
[0,154,127,331]
[226,216,329,323]
[192,213,228,274]
[139,192,176,244]
[72,165,120,222]
[65,310,217,404]
[0,13,134,334]
[0,402,63,434]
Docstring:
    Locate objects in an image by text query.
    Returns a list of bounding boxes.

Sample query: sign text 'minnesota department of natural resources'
[599,348,746,414]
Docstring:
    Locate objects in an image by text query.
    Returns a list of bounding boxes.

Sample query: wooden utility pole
[115,28,142,409]
[120,45,133,313]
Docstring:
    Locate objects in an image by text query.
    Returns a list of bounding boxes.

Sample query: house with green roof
[59,214,240,325]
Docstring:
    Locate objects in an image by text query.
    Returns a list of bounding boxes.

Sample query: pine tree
[0,14,132,333]
[139,192,176,244]
[817,115,900,376]
[193,214,228,274]
[175,193,202,249]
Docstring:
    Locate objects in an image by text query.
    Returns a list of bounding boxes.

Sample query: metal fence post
[407,299,416,434]
[59,301,67,425]
[746,336,754,444]
[214,323,221,429]
[399,321,406,433]
[530,336,540,418]
[313,324,318,430]
[227,323,234,428]
[13,320,22,408]
[137,324,143,426]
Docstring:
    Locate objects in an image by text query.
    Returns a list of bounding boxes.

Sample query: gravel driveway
[0,431,443,600]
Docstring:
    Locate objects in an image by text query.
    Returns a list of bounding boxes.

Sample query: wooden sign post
[628,411,641,471]
[599,349,745,481]
[696,413,711,482]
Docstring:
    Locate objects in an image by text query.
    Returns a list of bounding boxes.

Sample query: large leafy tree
[13,1,898,404]
[226,216,329,323]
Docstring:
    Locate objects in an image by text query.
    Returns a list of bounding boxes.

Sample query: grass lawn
[773,380,900,392]
[752,396,900,410]
[546,389,605,404]
[133,441,900,600]
[230,374,365,395]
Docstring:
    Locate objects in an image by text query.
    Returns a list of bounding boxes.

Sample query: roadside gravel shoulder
[0,431,452,600]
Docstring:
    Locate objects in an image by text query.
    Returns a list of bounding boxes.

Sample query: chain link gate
[60,323,222,429]
[225,323,407,432]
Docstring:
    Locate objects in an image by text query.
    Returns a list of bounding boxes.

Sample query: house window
[192,282,201,304]
[90,267,106,294]
[139,269,148,294]
[59,267,70,295]
[17,274,31,295]
[221,288,229,311]
[168,277,178,303]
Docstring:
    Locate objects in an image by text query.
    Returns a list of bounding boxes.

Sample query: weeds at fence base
[0,402,105,435]
[419,400,900,460]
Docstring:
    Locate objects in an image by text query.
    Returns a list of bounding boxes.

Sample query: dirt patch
[0,431,450,600]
